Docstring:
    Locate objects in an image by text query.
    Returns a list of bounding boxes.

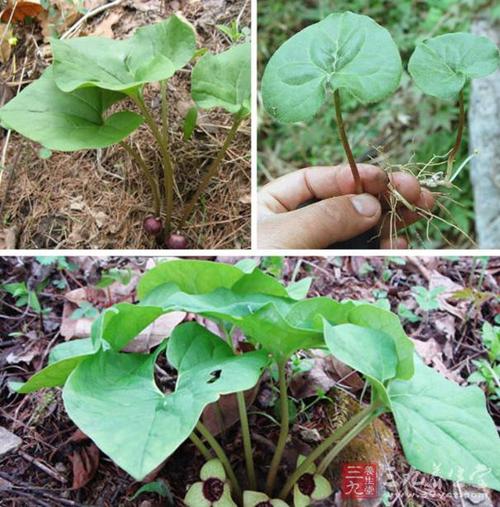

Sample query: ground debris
[0,426,22,456]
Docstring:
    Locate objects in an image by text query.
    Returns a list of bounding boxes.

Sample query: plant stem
[159,80,174,229]
[316,411,379,474]
[189,432,213,461]
[179,115,243,229]
[119,141,161,216]
[132,93,175,234]
[278,403,380,500]
[265,360,289,496]
[333,89,363,194]
[196,421,242,500]
[223,324,257,490]
[447,88,465,180]
[237,391,257,490]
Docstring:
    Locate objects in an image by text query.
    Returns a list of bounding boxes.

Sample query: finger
[259,164,388,214]
[257,193,382,249]
[382,172,422,209]
[381,188,436,238]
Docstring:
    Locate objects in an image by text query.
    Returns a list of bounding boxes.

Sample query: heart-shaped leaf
[137,260,290,300]
[191,42,251,116]
[285,297,355,330]
[323,321,397,404]
[0,67,143,151]
[347,304,414,380]
[52,15,196,93]
[13,338,98,393]
[63,322,268,480]
[261,11,402,123]
[388,356,500,491]
[99,303,165,351]
[408,32,499,100]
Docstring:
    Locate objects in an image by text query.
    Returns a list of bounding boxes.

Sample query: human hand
[257,164,435,249]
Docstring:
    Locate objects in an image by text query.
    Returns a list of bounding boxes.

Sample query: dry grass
[0,0,251,249]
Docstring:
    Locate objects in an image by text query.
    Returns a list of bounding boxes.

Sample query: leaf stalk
[265,360,289,495]
[446,88,465,180]
[132,93,175,234]
[189,431,213,461]
[333,89,363,194]
[278,402,381,500]
[119,141,161,217]
[196,421,242,501]
[179,115,243,229]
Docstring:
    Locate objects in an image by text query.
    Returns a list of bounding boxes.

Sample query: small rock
[0,426,22,456]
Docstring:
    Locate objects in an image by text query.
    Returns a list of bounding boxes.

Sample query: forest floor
[0,0,251,249]
[0,255,499,506]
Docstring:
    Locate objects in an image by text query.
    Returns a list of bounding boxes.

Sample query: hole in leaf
[207,369,222,384]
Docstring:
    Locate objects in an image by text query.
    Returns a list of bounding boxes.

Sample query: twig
[18,450,68,484]
[61,0,125,39]
[0,147,23,220]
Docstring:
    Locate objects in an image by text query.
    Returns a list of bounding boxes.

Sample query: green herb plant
[11,260,500,506]
[2,281,43,313]
[0,16,251,248]
[468,322,500,402]
[261,11,499,246]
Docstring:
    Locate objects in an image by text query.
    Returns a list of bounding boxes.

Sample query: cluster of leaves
[12,259,500,504]
[257,0,499,247]
[0,15,251,242]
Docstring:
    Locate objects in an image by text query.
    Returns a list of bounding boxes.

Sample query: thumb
[259,194,382,249]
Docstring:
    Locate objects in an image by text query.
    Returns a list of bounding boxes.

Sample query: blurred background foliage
[258,0,499,248]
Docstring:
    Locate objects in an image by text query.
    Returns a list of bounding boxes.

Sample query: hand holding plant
[260,10,499,248]
[257,164,434,249]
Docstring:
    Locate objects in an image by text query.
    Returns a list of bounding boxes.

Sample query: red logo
[341,463,378,499]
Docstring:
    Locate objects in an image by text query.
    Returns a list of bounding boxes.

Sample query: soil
[0,256,499,506]
[0,0,251,249]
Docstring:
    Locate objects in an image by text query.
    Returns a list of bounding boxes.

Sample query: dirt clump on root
[0,0,250,249]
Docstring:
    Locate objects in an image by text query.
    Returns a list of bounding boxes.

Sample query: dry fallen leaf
[0,0,44,23]
[202,383,260,436]
[39,0,101,42]
[64,430,99,490]
[88,10,122,37]
[123,311,186,353]
[0,24,15,63]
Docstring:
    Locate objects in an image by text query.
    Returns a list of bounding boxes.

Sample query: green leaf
[348,304,414,379]
[130,479,172,500]
[0,67,143,151]
[286,277,312,300]
[279,297,355,331]
[183,106,198,140]
[192,42,251,116]
[13,338,97,393]
[389,356,500,491]
[137,260,245,298]
[323,322,398,381]
[408,33,499,100]
[238,303,323,359]
[52,15,196,93]
[323,321,397,404]
[137,260,289,300]
[63,323,268,480]
[261,11,402,123]
[99,303,165,351]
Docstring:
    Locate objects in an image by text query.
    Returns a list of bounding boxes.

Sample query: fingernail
[351,194,380,217]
